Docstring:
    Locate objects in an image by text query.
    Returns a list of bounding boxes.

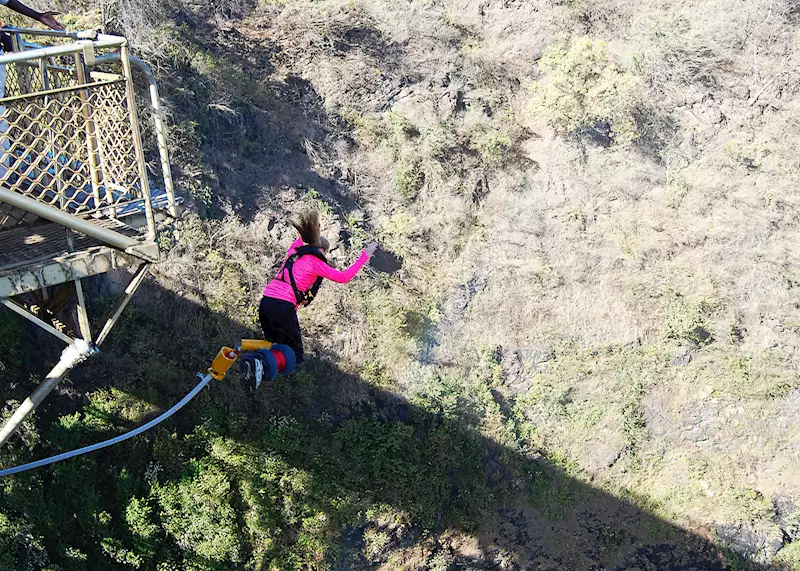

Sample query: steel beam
[0,340,94,447]
[74,279,92,343]
[0,298,73,344]
[0,27,99,40]
[0,247,142,298]
[95,264,149,346]
[0,33,124,66]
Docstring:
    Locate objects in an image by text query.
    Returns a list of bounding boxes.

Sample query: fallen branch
[749,70,788,106]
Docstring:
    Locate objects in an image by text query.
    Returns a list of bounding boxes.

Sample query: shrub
[347,111,418,152]
[531,37,642,144]
[395,156,424,199]
[378,211,417,259]
[366,289,417,367]
[633,13,726,89]
[363,527,391,559]
[661,291,714,346]
[0,512,49,570]
[775,540,800,567]
[468,128,511,165]
[428,551,454,571]
[125,497,161,557]
[155,460,243,564]
[86,388,159,429]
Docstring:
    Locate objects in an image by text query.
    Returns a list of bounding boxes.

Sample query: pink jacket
[263,237,369,308]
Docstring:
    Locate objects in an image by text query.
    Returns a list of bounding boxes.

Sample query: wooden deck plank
[0,218,144,273]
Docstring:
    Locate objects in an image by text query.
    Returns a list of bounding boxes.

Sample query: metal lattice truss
[0,30,178,449]
[0,33,157,234]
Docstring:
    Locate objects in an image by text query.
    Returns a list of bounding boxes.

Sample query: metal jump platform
[0,28,178,446]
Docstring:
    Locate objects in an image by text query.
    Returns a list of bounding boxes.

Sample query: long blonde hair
[291,210,329,252]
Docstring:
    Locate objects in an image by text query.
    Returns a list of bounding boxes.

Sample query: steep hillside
[0,0,799,569]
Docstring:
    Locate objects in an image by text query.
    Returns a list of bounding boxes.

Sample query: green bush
[330,416,491,530]
[85,388,158,429]
[366,289,418,367]
[468,128,512,165]
[661,292,714,345]
[531,37,642,144]
[395,156,424,199]
[363,527,390,559]
[125,497,161,558]
[775,539,800,567]
[428,551,455,571]
[377,211,417,259]
[0,512,49,570]
[619,371,646,467]
[346,110,418,152]
[155,460,243,565]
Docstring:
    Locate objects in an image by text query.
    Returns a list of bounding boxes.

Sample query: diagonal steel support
[0,339,94,447]
[95,264,149,347]
[0,298,73,345]
[74,279,92,343]
[0,266,149,447]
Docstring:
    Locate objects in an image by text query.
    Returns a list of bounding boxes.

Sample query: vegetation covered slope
[1,0,800,568]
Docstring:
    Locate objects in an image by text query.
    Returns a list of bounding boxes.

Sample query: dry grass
[13,0,799,565]
[252,0,800,563]
[152,0,800,561]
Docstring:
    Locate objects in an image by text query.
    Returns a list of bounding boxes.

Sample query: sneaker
[241,360,252,381]
[239,359,254,392]
[253,358,265,390]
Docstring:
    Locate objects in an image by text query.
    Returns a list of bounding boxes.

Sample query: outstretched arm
[310,242,378,284]
[0,0,64,30]
[311,252,369,284]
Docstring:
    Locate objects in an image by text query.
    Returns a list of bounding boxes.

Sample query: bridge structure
[0,28,178,446]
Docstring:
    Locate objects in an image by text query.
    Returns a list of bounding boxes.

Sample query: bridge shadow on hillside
[0,272,782,571]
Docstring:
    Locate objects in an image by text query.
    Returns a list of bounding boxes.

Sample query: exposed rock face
[716,521,785,564]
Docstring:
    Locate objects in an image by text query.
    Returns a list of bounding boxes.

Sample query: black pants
[259,296,304,363]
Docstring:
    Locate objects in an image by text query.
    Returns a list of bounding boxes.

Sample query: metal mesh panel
[2,86,93,211]
[0,30,169,239]
[4,56,80,98]
[92,82,142,200]
[0,54,145,229]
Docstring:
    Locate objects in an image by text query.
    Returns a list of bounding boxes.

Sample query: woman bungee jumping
[244,210,377,385]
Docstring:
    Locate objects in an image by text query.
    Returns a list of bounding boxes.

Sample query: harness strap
[277,245,327,306]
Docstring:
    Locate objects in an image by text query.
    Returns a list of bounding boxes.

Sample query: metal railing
[0,29,175,239]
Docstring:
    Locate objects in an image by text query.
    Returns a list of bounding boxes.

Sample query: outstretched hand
[38,12,64,31]
[365,241,379,257]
